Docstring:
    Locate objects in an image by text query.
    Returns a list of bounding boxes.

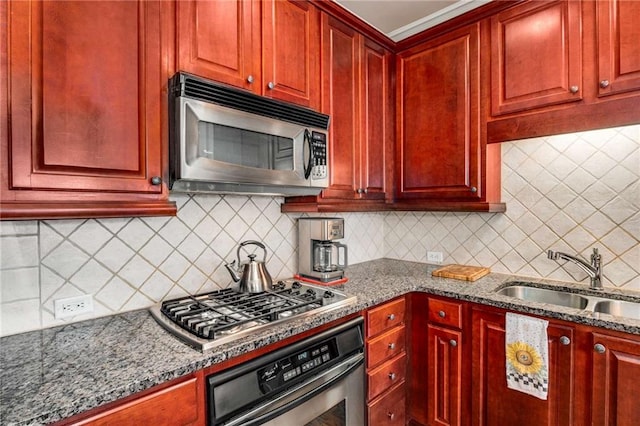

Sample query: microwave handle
[303,129,313,179]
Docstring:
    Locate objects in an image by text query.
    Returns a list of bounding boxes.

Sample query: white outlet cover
[427,251,444,263]
[54,295,94,319]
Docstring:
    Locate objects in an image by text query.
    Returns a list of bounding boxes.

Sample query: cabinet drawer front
[367,297,406,338]
[368,353,407,401]
[69,377,199,425]
[368,381,406,426]
[367,326,406,368]
[428,298,463,329]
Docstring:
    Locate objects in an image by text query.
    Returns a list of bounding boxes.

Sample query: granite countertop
[2,258,640,425]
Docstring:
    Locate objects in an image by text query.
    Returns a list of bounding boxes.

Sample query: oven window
[198,122,294,170]
[304,400,346,426]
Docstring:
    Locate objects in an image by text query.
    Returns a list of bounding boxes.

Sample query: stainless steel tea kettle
[224,240,273,293]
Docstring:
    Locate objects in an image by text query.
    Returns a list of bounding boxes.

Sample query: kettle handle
[237,240,268,263]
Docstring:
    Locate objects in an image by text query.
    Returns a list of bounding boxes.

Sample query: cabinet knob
[247,75,254,84]
[470,186,478,193]
[267,81,275,90]
[388,342,396,350]
[559,336,571,346]
[388,313,396,321]
[356,188,364,194]
[150,176,162,185]
[438,310,446,318]
[387,412,395,420]
[570,85,579,94]
[389,372,396,380]
[600,80,610,88]
[450,339,457,347]
[594,343,606,354]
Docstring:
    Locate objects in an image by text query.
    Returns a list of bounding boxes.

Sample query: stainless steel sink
[593,300,640,320]
[496,285,590,309]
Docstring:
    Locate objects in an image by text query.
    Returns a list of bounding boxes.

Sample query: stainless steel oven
[206,317,364,426]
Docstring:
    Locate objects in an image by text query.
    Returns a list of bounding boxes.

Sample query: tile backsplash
[1,124,638,336]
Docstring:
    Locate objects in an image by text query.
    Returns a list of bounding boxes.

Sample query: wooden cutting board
[432,264,490,282]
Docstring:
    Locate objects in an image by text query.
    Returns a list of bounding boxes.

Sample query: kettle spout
[224,261,241,283]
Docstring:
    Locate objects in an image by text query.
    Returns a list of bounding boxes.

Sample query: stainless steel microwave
[169,73,330,196]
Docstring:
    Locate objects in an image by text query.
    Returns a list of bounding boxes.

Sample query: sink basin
[496,285,590,309]
[593,300,640,320]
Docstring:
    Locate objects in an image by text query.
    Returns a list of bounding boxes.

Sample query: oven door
[221,353,364,426]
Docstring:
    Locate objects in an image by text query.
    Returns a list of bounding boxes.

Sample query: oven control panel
[258,338,338,393]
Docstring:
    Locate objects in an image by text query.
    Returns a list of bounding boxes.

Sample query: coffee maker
[298,217,348,282]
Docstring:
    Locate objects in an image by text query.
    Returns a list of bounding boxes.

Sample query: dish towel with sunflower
[505,312,549,400]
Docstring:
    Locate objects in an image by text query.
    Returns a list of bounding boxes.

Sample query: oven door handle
[223,352,364,426]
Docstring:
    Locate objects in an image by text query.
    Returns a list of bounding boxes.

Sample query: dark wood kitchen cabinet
[596,0,640,97]
[487,0,640,142]
[490,0,583,115]
[177,0,321,109]
[1,0,176,219]
[395,22,503,212]
[366,297,407,425]
[282,14,393,212]
[408,293,468,426]
[56,375,203,426]
[590,330,640,425]
[470,306,577,426]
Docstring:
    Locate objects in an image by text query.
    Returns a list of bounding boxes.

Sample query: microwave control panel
[310,131,327,180]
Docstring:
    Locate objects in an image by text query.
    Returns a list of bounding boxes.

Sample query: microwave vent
[173,73,330,130]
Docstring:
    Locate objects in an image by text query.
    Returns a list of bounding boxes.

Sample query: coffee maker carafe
[298,218,348,282]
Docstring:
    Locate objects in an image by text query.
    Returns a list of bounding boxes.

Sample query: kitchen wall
[1,124,638,336]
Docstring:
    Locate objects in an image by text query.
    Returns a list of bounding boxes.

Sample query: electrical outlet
[54,295,94,319]
[427,251,444,263]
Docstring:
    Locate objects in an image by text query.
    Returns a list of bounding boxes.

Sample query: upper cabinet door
[8,0,164,194]
[490,0,582,115]
[396,23,481,201]
[597,0,640,97]
[177,0,259,91]
[262,0,321,109]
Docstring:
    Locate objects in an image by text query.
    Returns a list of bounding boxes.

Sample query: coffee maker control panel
[327,221,344,240]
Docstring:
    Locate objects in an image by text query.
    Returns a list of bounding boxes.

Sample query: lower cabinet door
[591,332,640,425]
[368,381,406,425]
[427,324,462,426]
[471,308,575,426]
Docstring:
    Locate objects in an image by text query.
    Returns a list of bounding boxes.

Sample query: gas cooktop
[149,280,356,351]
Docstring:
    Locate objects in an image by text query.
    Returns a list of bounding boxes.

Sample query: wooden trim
[0,201,177,220]
[281,200,506,213]
[487,95,640,143]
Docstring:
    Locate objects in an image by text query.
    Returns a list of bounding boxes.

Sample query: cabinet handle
[247,75,254,84]
[570,85,579,94]
[600,80,610,88]
[150,176,162,185]
[470,186,477,193]
[389,372,396,380]
[267,81,275,90]
[387,412,395,420]
[388,313,396,321]
[450,339,457,347]
[559,336,571,346]
[438,310,446,318]
[388,342,396,350]
[594,343,606,354]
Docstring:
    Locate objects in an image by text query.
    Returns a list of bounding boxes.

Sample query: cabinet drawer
[367,326,406,368]
[368,381,406,426]
[367,297,406,338]
[428,298,463,329]
[368,352,406,401]
[67,377,199,425]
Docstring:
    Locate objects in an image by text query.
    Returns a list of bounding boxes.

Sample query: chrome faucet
[547,248,603,290]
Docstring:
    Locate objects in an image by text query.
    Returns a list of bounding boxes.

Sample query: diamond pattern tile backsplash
[1,124,639,336]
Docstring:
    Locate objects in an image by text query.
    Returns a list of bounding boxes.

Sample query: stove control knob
[323,291,335,298]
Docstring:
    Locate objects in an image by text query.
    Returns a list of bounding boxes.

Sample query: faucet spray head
[547,250,558,260]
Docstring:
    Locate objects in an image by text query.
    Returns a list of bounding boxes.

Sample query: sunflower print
[506,341,544,375]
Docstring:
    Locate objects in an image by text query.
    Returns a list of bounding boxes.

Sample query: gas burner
[150,279,356,351]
